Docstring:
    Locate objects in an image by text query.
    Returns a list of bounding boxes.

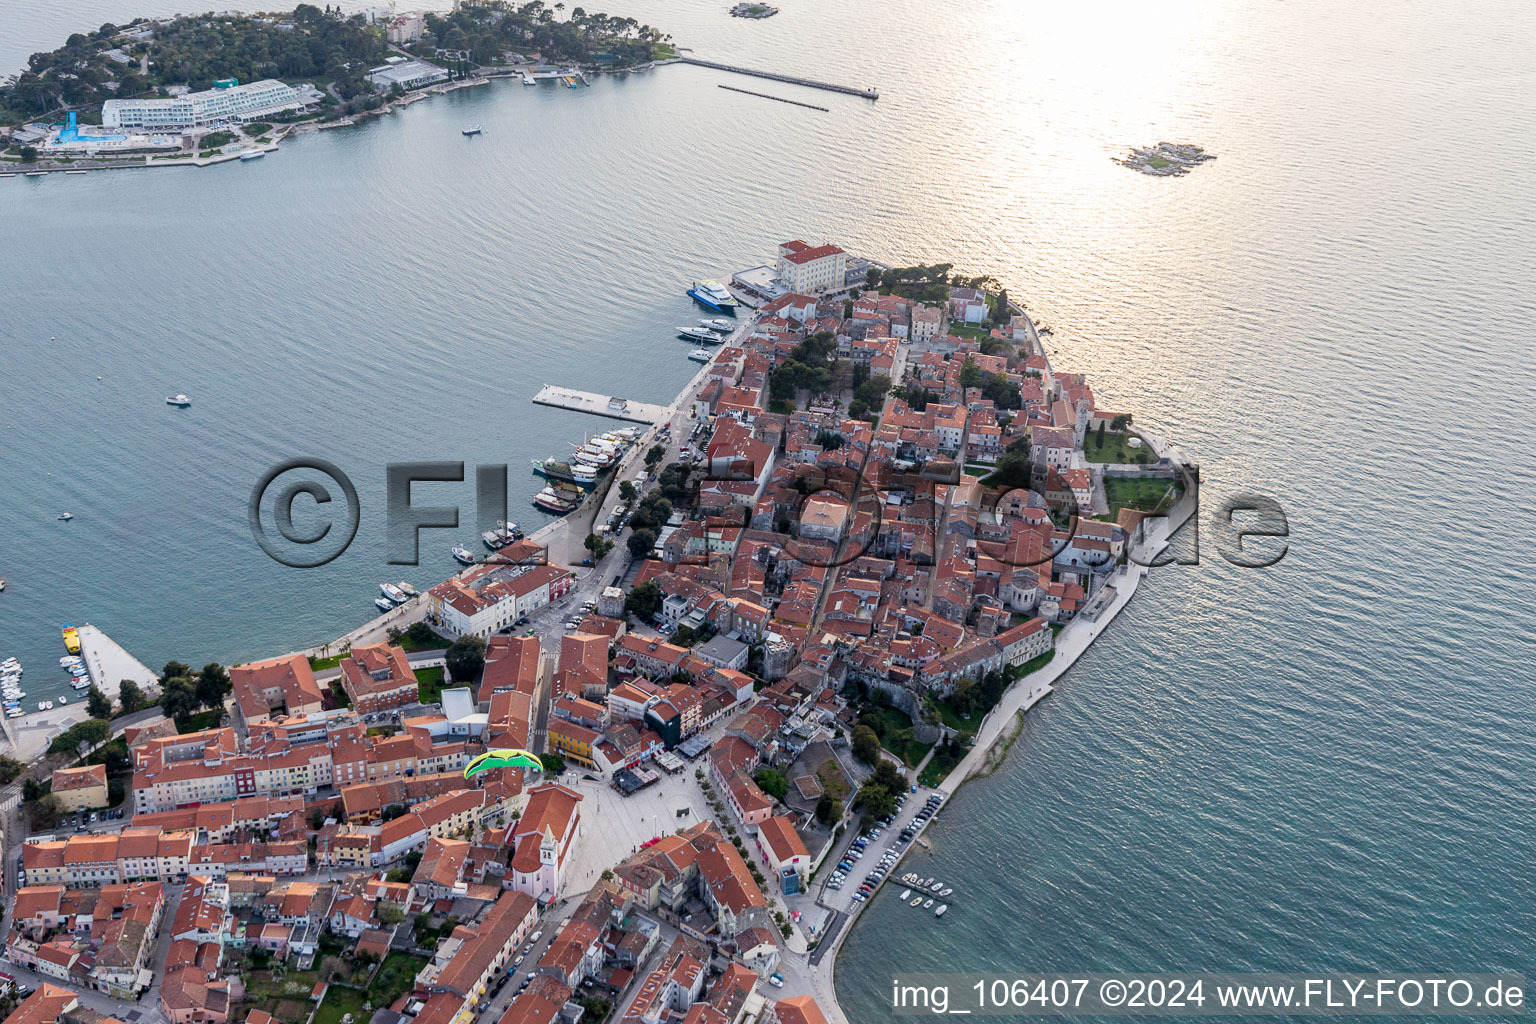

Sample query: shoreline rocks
[1114,141,1215,177]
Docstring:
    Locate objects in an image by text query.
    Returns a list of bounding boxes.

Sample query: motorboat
[58,512,74,520]
[481,530,505,550]
[532,487,579,514]
[166,394,191,406]
[57,696,66,705]
[934,904,948,917]
[395,581,418,598]
[677,326,721,342]
[374,597,395,612]
[940,887,953,897]
[687,349,711,363]
[60,656,81,666]
[38,701,53,711]
[687,280,739,313]
[910,897,923,907]
[923,898,934,909]
[699,318,734,333]
[451,545,478,565]
[380,583,409,603]
[62,623,81,653]
[462,124,483,136]
[930,881,943,891]
[899,888,911,900]
[239,150,265,161]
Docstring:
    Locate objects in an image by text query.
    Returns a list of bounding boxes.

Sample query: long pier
[680,57,877,99]
[532,385,669,424]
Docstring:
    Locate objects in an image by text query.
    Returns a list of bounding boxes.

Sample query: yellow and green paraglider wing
[464,748,543,779]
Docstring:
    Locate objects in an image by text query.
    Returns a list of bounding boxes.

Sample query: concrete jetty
[679,57,877,99]
[532,386,669,424]
[78,623,161,701]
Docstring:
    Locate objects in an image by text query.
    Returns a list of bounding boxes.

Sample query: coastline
[3,58,681,177]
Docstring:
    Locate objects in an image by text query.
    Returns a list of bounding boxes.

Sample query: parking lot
[805,787,947,917]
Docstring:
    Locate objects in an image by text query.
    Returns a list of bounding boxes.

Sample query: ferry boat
[532,487,579,514]
[396,581,418,598]
[239,150,265,161]
[687,349,711,363]
[374,597,394,612]
[451,545,478,565]
[462,124,483,136]
[532,458,600,486]
[166,394,191,406]
[62,623,81,653]
[380,583,409,603]
[677,326,721,342]
[687,280,739,313]
[699,318,734,333]
[934,904,948,917]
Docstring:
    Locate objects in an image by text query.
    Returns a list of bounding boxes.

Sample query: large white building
[102,79,303,129]
[775,239,848,296]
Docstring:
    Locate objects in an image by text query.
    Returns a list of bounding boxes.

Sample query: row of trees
[421,1,667,70]
[158,661,232,728]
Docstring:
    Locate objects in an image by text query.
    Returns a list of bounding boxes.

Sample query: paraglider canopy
[464,748,544,779]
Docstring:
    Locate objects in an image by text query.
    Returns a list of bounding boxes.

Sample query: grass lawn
[398,628,448,652]
[178,709,221,733]
[1104,476,1178,516]
[310,653,343,671]
[369,953,427,1008]
[1083,429,1148,464]
[919,744,965,787]
[313,985,367,1024]
[932,699,979,737]
[415,666,446,704]
[947,322,996,340]
[866,705,932,767]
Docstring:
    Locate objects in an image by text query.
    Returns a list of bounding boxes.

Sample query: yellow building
[51,764,109,812]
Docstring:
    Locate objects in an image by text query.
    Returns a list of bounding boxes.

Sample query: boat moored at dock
[380,582,409,603]
[374,597,395,612]
[687,349,712,363]
[451,545,479,565]
[687,279,739,313]
[532,458,600,486]
[62,623,81,653]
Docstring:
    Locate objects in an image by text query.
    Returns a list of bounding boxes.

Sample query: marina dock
[78,623,161,701]
[680,57,877,99]
[532,385,669,424]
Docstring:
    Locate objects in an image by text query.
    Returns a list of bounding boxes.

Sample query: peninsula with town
[0,238,1193,1024]
[0,3,676,172]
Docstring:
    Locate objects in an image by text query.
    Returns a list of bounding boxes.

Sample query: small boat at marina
[166,394,191,406]
[678,326,721,342]
[38,701,54,711]
[940,887,953,897]
[451,545,478,565]
[462,124,483,136]
[930,881,943,891]
[687,279,739,313]
[699,318,734,333]
[687,349,711,363]
[396,581,418,598]
[57,696,66,705]
[72,678,90,689]
[65,170,88,175]
[935,904,948,917]
[69,666,88,677]
[481,530,504,549]
[58,512,74,520]
[62,623,81,653]
[374,597,395,612]
[5,709,22,719]
[60,656,81,666]
[380,583,409,603]
[239,150,265,161]
[899,888,911,900]
[923,898,934,909]
[921,877,933,887]
[910,897,923,907]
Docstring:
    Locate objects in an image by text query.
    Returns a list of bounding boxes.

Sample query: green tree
[160,660,190,682]
[445,635,487,683]
[18,146,38,163]
[851,724,881,765]
[22,777,48,802]
[159,675,200,726]
[196,662,230,708]
[618,480,637,503]
[540,752,566,775]
[118,678,145,714]
[86,685,112,719]
[406,621,440,647]
[625,580,662,620]
[815,793,839,826]
[958,356,983,390]
[627,527,656,558]
[754,767,788,801]
[378,902,405,925]
[644,444,666,470]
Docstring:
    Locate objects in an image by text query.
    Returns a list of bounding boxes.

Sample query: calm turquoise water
[3,0,1535,1011]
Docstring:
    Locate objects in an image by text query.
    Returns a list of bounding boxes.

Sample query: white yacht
[687,349,711,363]
[166,394,191,407]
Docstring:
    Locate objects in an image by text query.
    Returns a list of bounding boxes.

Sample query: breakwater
[680,56,877,99]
